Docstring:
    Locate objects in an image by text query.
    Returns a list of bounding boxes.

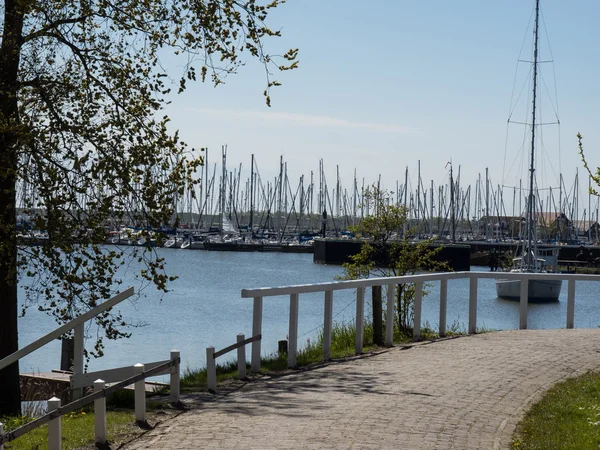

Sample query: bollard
[170,350,180,403]
[237,334,247,380]
[206,346,216,392]
[94,379,107,445]
[134,363,146,423]
[48,397,61,450]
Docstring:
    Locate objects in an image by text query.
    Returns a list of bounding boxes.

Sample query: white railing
[241,271,600,372]
[0,287,135,400]
[0,353,180,449]
[206,333,261,392]
[0,287,183,448]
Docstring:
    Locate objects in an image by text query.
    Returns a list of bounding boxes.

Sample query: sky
[161,0,600,207]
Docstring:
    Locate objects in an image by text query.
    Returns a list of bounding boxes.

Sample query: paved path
[123,329,600,449]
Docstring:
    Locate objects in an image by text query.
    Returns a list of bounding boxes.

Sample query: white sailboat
[495,0,562,301]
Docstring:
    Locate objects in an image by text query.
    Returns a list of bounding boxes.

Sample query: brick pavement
[123,329,600,449]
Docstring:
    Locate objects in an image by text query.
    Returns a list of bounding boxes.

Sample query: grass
[512,371,600,449]
[179,319,470,391]
[1,408,135,449]
[1,389,175,450]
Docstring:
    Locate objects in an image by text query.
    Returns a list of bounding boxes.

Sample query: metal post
[251,296,263,373]
[567,280,576,329]
[520,279,529,329]
[355,287,365,354]
[288,293,299,368]
[73,322,85,400]
[468,277,477,334]
[94,379,106,445]
[439,279,448,337]
[206,347,216,392]
[323,291,333,360]
[47,397,61,450]
[385,284,395,347]
[170,350,180,403]
[237,334,247,379]
[413,282,423,342]
[134,363,146,423]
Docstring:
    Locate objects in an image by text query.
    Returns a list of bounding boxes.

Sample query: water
[16,250,600,376]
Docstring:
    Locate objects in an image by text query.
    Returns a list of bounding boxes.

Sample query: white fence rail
[0,352,180,449]
[241,271,600,372]
[0,287,135,399]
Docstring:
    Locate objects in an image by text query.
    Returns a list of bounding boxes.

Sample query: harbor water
[17,249,600,375]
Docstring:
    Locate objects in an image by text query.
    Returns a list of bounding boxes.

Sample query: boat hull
[495,278,562,301]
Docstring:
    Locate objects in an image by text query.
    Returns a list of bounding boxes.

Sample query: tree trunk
[0,0,25,416]
[372,285,383,346]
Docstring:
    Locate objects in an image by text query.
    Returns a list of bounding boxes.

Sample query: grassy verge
[2,409,135,450]
[1,390,176,450]
[179,319,466,391]
[512,371,600,449]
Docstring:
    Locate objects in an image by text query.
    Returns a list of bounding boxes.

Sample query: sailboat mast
[525,0,540,269]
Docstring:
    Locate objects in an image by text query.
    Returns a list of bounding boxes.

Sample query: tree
[0,0,297,416]
[579,133,600,196]
[341,185,450,340]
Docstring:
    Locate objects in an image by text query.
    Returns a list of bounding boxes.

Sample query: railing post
[288,293,299,368]
[413,282,423,341]
[439,279,448,337]
[567,280,576,329]
[519,279,528,329]
[468,276,477,335]
[206,346,216,392]
[72,322,85,400]
[94,379,107,445]
[251,296,263,373]
[47,397,61,450]
[237,334,247,379]
[170,350,180,403]
[323,291,333,360]
[355,287,365,354]
[134,363,146,423]
[1,421,4,450]
[385,284,395,347]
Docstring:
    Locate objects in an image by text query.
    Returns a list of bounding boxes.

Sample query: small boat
[496,248,562,301]
[495,0,562,302]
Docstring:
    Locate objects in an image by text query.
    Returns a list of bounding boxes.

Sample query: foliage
[579,133,600,196]
[0,0,297,415]
[512,371,600,449]
[340,185,450,335]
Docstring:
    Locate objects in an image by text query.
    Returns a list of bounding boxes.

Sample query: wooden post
[134,363,146,423]
[251,296,263,373]
[288,293,299,368]
[237,335,247,380]
[170,350,180,403]
[413,282,423,342]
[519,279,528,329]
[355,287,365,354]
[323,291,333,360]
[94,379,107,445]
[385,284,395,347]
[439,279,448,337]
[468,277,477,334]
[372,285,383,346]
[567,280,575,329]
[206,347,216,392]
[73,323,85,400]
[47,397,61,450]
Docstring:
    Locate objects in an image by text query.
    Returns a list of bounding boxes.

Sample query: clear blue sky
[163,0,600,201]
